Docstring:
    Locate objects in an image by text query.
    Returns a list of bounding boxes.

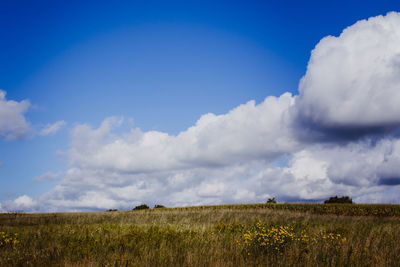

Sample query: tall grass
[1,204,399,266]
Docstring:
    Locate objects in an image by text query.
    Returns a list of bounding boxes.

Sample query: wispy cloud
[39,121,67,136]
[33,171,63,182]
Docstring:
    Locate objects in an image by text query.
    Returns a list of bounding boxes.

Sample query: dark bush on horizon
[154,204,166,209]
[133,204,150,210]
[266,197,277,204]
[324,196,353,204]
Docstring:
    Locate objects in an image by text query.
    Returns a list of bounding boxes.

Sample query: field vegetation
[1,203,399,266]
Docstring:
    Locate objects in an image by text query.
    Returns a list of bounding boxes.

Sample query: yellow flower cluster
[240,220,347,254]
[0,231,19,247]
[242,220,295,252]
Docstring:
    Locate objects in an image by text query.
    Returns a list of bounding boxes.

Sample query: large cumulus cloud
[296,12,400,137]
[3,12,400,212]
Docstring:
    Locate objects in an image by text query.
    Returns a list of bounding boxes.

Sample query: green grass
[1,203,399,266]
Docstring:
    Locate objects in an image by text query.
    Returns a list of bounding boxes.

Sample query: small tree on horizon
[133,204,150,210]
[267,197,277,204]
[324,196,353,204]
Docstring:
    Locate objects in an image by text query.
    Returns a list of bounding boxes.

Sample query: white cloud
[39,120,67,136]
[296,12,400,130]
[14,195,35,207]
[33,171,62,182]
[0,90,30,140]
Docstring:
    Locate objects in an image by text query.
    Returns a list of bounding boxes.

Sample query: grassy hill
[1,203,399,266]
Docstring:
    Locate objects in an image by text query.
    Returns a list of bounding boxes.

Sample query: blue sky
[1,1,400,211]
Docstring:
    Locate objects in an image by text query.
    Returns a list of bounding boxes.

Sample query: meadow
[1,203,399,266]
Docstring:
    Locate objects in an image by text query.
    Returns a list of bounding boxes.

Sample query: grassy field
[1,203,399,266]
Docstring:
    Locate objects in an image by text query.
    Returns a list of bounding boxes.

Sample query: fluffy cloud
[0,90,30,140]
[39,120,67,136]
[69,93,298,173]
[296,12,400,135]
[4,12,400,212]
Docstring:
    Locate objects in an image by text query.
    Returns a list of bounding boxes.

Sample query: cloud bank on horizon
[2,12,400,212]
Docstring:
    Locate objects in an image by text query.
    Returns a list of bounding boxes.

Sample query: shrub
[324,196,353,204]
[154,204,166,209]
[106,209,118,212]
[267,197,277,204]
[133,204,150,210]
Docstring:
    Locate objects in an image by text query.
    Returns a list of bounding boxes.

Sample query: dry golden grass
[0,203,399,266]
